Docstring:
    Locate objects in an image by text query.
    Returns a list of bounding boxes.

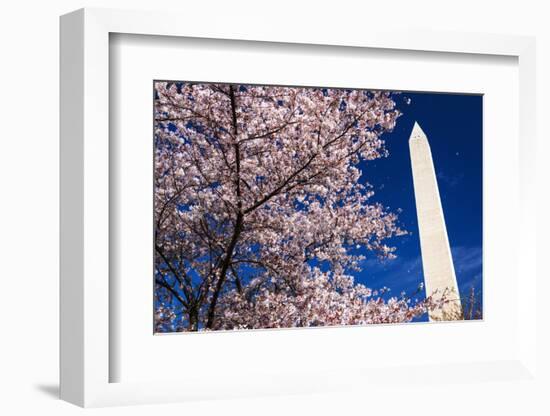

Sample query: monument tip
[409,121,427,142]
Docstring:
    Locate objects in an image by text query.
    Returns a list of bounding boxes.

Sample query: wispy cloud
[437,171,464,188]
[451,245,483,293]
[451,245,482,276]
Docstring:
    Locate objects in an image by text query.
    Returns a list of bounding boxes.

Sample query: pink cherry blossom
[153,82,447,332]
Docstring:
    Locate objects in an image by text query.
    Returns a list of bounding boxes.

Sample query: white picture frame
[60,7,538,408]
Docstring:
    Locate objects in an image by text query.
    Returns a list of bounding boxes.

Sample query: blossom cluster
[214,272,448,330]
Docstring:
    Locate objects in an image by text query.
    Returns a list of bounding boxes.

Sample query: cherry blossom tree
[154,82,444,332]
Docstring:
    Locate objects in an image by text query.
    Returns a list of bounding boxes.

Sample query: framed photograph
[60,8,538,408]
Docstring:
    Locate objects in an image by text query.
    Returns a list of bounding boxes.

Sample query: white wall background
[0,1,548,414]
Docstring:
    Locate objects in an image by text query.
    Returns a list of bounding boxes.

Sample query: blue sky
[356,92,483,320]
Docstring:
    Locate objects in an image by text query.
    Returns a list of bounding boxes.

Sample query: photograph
[153,81,483,333]
[0,1,543,413]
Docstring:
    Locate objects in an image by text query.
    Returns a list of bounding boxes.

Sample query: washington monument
[409,122,463,321]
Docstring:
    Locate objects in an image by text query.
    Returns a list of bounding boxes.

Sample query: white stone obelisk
[409,122,463,321]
